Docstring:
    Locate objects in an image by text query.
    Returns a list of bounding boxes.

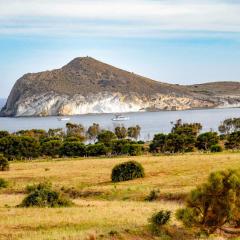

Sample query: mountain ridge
[1,57,240,117]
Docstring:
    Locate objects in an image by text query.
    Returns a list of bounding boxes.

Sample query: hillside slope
[1,57,239,116]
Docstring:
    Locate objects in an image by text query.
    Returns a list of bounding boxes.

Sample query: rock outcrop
[1,57,240,116]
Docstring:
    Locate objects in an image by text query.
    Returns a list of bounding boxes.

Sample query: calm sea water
[0,108,239,140]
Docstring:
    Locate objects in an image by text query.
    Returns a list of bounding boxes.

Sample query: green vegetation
[19,182,73,208]
[176,169,240,234]
[0,154,9,171]
[0,178,8,189]
[111,161,145,182]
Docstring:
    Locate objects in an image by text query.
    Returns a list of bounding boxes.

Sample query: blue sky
[0,0,240,98]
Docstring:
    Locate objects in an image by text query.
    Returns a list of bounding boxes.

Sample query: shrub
[97,130,117,146]
[225,131,240,150]
[111,161,145,182]
[86,143,108,156]
[0,178,8,189]
[0,154,9,171]
[149,210,171,236]
[19,182,73,207]
[0,135,40,159]
[150,210,171,226]
[176,169,240,234]
[210,144,223,152]
[196,132,219,151]
[60,141,86,157]
[128,144,143,156]
[145,189,160,201]
[41,140,62,157]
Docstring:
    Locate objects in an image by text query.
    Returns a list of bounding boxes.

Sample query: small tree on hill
[176,169,240,234]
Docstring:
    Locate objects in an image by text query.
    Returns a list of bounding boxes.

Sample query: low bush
[0,154,9,171]
[0,178,8,189]
[145,189,160,201]
[19,182,73,207]
[111,161,145,182]
[210,144,223,152]
[151,210,171,226]
[149,210,171,236]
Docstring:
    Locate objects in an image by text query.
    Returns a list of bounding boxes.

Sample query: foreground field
[1,152,240,239]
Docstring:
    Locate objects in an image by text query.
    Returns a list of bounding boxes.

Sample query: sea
[0,108,239,140]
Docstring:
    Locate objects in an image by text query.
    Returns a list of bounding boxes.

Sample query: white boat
[112,114,130,121]
[58,117,70,121]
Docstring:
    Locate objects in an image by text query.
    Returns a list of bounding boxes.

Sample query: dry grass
[0,152,240,239]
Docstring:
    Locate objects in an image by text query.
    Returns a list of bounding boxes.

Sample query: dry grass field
[1,152,240,240]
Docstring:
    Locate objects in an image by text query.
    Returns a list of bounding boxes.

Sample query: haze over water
[0,108,239,140]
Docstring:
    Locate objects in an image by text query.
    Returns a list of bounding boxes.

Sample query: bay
[0,108,239,140]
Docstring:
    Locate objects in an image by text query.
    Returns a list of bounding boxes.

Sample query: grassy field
[1,152,240,239]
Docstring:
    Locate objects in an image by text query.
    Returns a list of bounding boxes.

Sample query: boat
[112,114,130,121]
[58,117,71,121]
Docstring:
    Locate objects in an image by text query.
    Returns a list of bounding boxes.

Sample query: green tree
[171,119,202,137]
[87,123,101,142]
[66,123,85,141]
[48,128,65,139]
[196,132,219,151]
[41,140,62,157]
[127,125,141,140]
[97,130,117,146]
[225,131,240,150]
[15,129,47,141]
[219,118,240,135]
[150,133,167,153]
[0,136,40,159]
[115,126,127,139]
[176,169,240,234]
[60,141,86,157]
[0,131,9,138]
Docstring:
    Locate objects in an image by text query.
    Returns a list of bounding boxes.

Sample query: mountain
[1,57,240,117]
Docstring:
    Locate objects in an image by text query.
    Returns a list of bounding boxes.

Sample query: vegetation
[149,210,171,236]
[19,182,73,208]
[0,154,9,171]
[196,132,219,151]
[111,161,145,182]
[176,169,240,234]
[0,178,8,189]
[1,153,240,239]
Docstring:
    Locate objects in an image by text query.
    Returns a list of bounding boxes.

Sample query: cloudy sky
[0,0,240,97]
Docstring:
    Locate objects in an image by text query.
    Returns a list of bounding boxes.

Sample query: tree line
[0,117,240,161]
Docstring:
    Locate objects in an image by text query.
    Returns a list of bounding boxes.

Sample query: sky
[0,0,240,98]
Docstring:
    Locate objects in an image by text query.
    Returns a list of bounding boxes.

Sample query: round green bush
[0,154,9,171]
[111,161,145,182]
[19,182,73,207]
[210,144,223,152]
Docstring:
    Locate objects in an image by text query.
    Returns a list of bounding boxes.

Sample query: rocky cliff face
[1,57,240,117]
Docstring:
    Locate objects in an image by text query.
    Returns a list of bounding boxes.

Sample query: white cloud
[0,0,240,37]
